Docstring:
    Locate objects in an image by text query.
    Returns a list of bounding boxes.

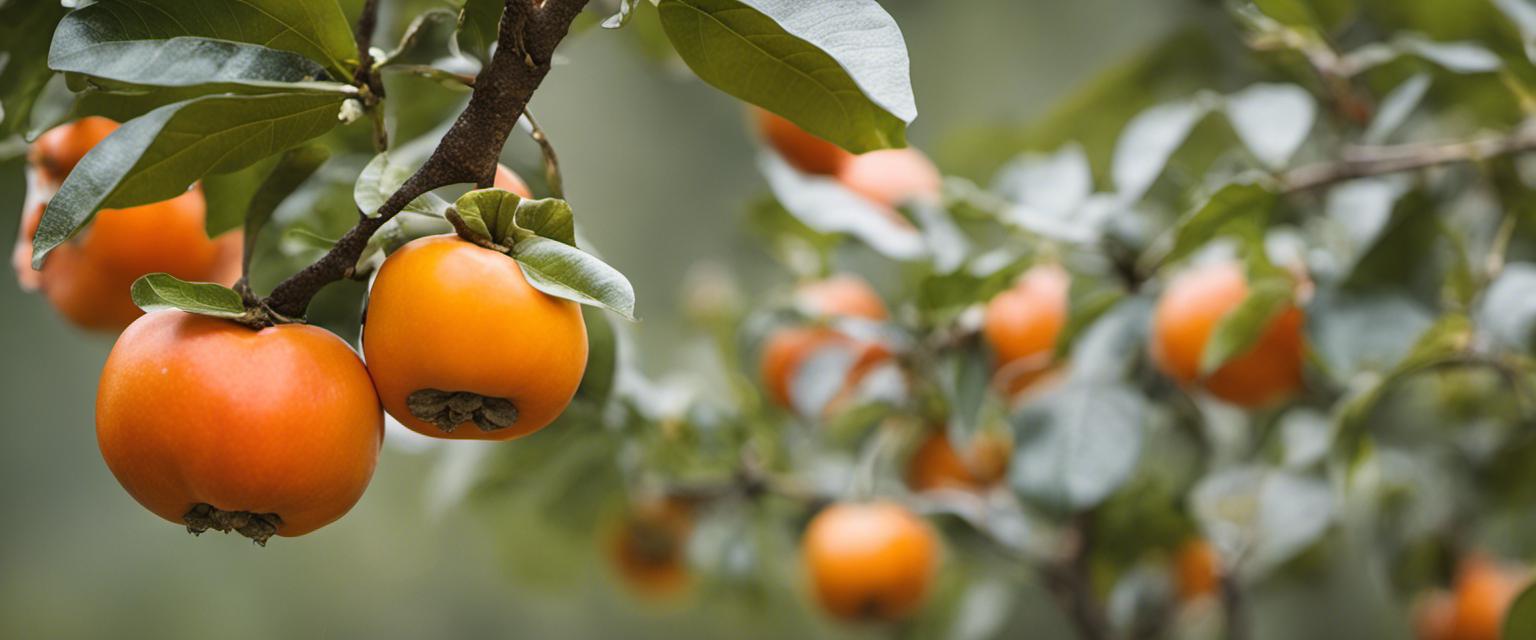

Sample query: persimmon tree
[9,0,1536,638]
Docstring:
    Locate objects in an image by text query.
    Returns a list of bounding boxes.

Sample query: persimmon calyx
[184,503,283,546]
[407,388,519,432]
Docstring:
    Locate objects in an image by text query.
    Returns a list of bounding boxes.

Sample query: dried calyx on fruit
[407,388,520,433]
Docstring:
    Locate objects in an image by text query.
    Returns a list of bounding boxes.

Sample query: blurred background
[0,0,1416,637]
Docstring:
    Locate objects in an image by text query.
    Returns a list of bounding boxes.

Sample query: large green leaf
[33,91,348,266]
[1010,378,1147,510]
[455,0,502,61]
[58,0,358,80]
[130,273,248,319]
[511,236,638,320]
[657,0,915,152]
[51,33,329,91]
[1191,467,1333,581]
[1161,180,1277,267]
[0,0,67,137]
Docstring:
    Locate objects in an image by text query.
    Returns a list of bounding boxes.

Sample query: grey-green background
[0,1,1199,637]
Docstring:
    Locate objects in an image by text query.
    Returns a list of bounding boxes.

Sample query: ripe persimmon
[761,275,891,411]
[906,430,1011,493]
[27,187,242,331]
[494,163,533,198]
[363,234,588,440]
[983,264,1070,396]
[837,147,943,209]
[803,501,940,622]
[1427,554,1526,640]
[11,201,43,291]
[753,108,852,176]
[608,498,694,597]
[1173,539,1221,602]
[96,310,383,543]
[29,117,118,185]
[1150,262,1305,408]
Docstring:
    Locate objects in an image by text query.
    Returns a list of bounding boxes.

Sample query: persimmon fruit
[1413,554,1528,640]
[23,187,242,331]
[1173,539,1221,602]
[29,116,118,185]
[983,264,1070,395]
[96,311,383,544]
[803,501,940,622]
[906,430,1011,493]
[1150,262,1306,408]
[836,147,943,208]
[761,275,891,411]
[364,235,588,440]
[753,108,852,176]
[494,163,533,198]
[608,498,694,597]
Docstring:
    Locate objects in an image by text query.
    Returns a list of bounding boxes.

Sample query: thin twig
[1038,512,1112,640]
[522,110,564,199]
[1221,575,1249,640]
[1281,124,1536,193]
[263,0,592,319]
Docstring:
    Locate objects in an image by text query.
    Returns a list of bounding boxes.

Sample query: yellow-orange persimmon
[494,163,533,198]
[1416,554,1528,640]
[23,187,242,331]
[29,117,118,185]
[761,275,891,410]
[753,108,852,176]
[803,501,940,622]
[1150,262,1306,408]
[1173,539,1222,602]
[907,430,1012,493]
[837,147,943,208]
[608,498,694,598]
[983,264,1070,395]
[364,235,588,440]
[96,311,383,543]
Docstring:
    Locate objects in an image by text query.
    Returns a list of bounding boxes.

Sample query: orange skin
[906,430,1011,493]
[29,117,118,185]
[608,499,694,598]
[803,501,940,622]
[836,147,943,209]
[1413,554,1528,640]
[96,311,383,537]
[1174,539,1222,602]
[494,164,533,198]
[983,264,1070,396]
[753,108,852,176]
[25,187,241,331]
[364,234,589,440]
[762,275,892,411]
[12,201,44,291]
[1150,262,1306,408]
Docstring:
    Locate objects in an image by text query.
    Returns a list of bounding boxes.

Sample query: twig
[263,0,592,319]
[1038,513,1112,640]
[1221,575,1249,640]
[522,110,564,199]
[1281,125,1536,193]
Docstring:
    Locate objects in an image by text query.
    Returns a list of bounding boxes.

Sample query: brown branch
[1038,513,1113,640]
[1282,124,1536,193]
[263,0,591,319]
[1220,575,1249,640]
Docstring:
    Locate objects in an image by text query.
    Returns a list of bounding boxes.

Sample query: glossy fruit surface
[364,235,588,440]
[96,311,383,541]
[754,108,852,175]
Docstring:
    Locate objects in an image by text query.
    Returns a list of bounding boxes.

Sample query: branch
[1038,513,1113,640]
[1220,575,1249,640]
[263,0,591,318]
[1282,124,1536,193]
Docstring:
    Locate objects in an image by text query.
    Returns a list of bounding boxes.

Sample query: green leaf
[57,0,358,80]
[453,189,576,248]
[51,13,331,90]
[130,273,248,319]
[512,236,638,320]
[512,199,577,247]
[1161,180,1276,267]
[575,306,619,406]
[1480,263,1536,351]
[1254,0,1322,32]
[938,342,994,444]
[1223,84,1315,169]
[241,145,331,265]
[1493,0,1536,64]
[760,151,925,260]
[1052,285,1126,361]
[455,0,502,61]
[1506,581,1536,640]
[1200,276,1294,376]
[1191,467,1333,581]
[1010,379,1146,510]
[355,153,450,218]
[0,0,66,137]
[1112,99,1210,202]
[33,92,348,267]
[657,0,915,153]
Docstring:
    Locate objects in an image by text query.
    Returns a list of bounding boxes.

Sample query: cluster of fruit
[15,119,588,545]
